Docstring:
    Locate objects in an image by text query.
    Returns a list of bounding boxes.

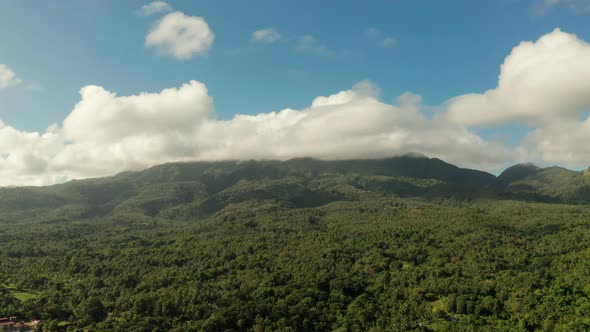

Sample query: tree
[75,298,107,325]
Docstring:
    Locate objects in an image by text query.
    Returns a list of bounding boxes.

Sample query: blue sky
[1,0,590,185]
[2,0,588,130]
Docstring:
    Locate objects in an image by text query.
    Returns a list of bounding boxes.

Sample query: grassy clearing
[4,284,38,301]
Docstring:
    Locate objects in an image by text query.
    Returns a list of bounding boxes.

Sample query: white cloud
[381,37,396,48]
[444,28,590,169]
[0,80,513,186]
[139,1,173,16]
[194,84,513,170]
[0,121,63,185]
[366,28,396,49]
[522,118,590,168]
[145,11,214,60]
[0,64,22,90]
[8,29,590,185]
[534,0,590,14]
[252,28,281,44]
[0,81,212,186]
[62,81,212,144]
[296,35,335,56]
[446,29,590,126]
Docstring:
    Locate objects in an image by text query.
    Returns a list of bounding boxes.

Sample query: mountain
[498,163,540,183]
[0,155,501,224]
[3,155,590,225]
[501,164,590,203]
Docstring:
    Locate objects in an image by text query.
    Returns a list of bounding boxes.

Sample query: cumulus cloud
[446,29,590,126]
[522,119,590,168]
[0,121,63,185]
[63,81,212,143]
[0,80,514,186]
[0,81,213,186]
[252,28,281,44]
[145,11,214,60]
[444,28,590,169]
[139,1,173,16]
[0,64,22,90]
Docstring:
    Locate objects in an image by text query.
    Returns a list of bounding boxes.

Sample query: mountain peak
[397,152,428,159]
[516,162,539,169]
[499,163,540,183]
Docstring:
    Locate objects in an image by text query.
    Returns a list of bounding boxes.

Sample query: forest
[2,156,590,331]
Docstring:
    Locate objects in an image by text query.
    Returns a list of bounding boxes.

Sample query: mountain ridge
[1,155,590,224]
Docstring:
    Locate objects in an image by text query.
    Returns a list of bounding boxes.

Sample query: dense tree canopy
[2,157,590,331]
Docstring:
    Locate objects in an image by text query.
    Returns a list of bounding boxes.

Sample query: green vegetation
[2,156,590,331]
[4,285,38,302]
[500,163,590,203]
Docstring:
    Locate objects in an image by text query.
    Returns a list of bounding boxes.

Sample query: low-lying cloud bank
[0,80,515,186]
[1,29,590,186]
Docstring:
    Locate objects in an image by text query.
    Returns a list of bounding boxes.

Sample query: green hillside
[0,156,502,224]
[2,156,590,331]
[500,164,590,203]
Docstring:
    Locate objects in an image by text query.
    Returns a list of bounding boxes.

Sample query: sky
[1,0,590,186]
